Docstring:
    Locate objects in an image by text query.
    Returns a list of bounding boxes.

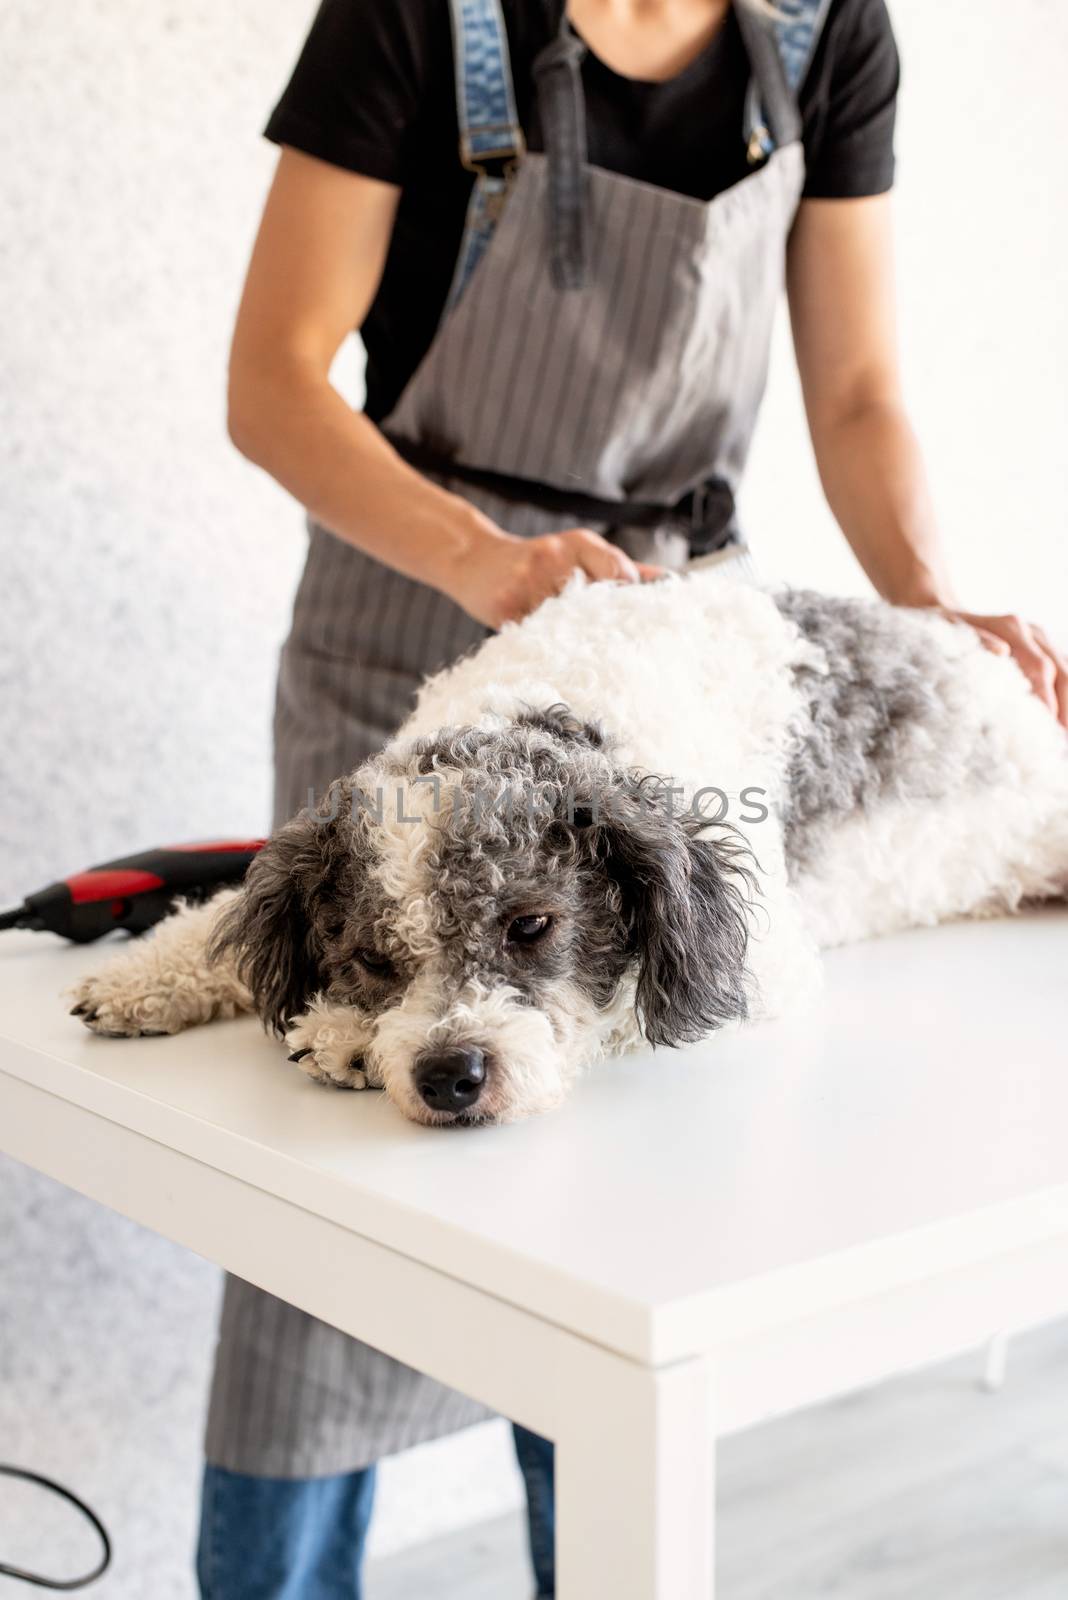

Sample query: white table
[2,909,1067,1597]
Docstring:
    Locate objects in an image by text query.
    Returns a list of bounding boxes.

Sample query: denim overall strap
[444,0,525,313]
[740,0,833,164]
[532,14,589,291]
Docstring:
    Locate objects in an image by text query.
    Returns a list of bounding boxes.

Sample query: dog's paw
[284,1003,377,1091]
[68,975,187,1038]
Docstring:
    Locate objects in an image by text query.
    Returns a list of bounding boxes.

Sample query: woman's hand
[437,525,665,630]
[936,608,1068,729]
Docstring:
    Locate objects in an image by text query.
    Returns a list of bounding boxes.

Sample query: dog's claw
[289,1047,313,1062]
[70,1004,86,1016]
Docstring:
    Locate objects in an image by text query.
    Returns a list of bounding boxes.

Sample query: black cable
[0,907,28,932]
[0,1465,111,1590]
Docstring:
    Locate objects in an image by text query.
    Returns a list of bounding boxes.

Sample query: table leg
[554,1354,716,1599]
[980,1331,1011,1392]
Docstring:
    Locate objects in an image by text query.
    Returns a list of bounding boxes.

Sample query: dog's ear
[209,782,352,1035]
[594,778,755,1046]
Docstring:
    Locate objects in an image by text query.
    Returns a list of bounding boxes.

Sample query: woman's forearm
[227,154,661,630]
[811,399,959,609]
[227,355,661,629]
[228,355,504,594]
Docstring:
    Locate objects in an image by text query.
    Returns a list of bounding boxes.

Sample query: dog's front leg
[69,891,251,1037]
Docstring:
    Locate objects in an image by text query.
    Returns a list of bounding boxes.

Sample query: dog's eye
[507,914,552,945]
[356,949,393,977]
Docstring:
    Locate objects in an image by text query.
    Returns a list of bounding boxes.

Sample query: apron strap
[446,0,831,304]
[531,0,832,291]
[444,0,525,313]
[532,16,590,291]
[738,0,833,165]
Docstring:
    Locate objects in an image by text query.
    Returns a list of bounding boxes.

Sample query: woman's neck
[566,0,733,83]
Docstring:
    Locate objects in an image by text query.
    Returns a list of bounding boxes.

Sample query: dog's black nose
[414,1047,485,1113]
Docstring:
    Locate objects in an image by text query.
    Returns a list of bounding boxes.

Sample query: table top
[1,909,1066,1365]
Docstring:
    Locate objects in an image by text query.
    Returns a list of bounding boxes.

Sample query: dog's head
[211,708,755,1124]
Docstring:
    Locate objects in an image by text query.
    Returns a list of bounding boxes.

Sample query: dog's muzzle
[413,1045,486,1115]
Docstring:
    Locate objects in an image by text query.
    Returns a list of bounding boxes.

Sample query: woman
[198,1,1068,1595]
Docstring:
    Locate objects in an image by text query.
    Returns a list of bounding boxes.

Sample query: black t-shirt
[266,0,900,421]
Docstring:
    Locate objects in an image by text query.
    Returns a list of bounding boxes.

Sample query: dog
[69,568,1068,1125]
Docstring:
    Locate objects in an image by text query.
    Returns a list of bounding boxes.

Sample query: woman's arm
[229,148,658,628]
[787,195,1067,726]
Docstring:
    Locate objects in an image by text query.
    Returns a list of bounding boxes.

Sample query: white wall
[0,1,1065,1592]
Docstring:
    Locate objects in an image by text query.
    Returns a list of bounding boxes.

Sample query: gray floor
[367,1320,1068,1600]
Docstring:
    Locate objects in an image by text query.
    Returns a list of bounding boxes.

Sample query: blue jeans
[196,1425,555,1599]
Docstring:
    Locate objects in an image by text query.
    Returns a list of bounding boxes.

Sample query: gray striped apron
[206,0,827,1478]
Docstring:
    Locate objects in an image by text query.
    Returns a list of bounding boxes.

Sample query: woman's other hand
[937,608,1068,729]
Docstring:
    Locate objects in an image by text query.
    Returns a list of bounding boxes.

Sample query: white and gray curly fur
[70,568,1068,1125]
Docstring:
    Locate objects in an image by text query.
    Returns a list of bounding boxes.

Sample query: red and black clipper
[0,841,266,944]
